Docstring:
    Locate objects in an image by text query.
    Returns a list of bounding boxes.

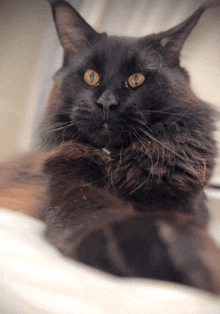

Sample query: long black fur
[41,0,220,294]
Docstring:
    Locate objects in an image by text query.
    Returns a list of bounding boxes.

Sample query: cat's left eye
[128,73,145,88]
[84,70,99,86]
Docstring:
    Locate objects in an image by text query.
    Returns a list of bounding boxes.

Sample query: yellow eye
[84,70,99,86]
[128,73,145,88]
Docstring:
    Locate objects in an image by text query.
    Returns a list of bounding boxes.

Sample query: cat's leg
[43,180,220,294]
[78,213,220,295]
[42,142,135,274]
[43,166,220,294]
[43,178,136,276]
[45,195,220,295]
[42,142,220,294]
[43,188,135,276]
[157,215,220,295]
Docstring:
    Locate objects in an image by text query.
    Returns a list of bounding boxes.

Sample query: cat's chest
[101,146,142,193]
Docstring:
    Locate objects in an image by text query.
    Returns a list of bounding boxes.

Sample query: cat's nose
[96,91,119,113]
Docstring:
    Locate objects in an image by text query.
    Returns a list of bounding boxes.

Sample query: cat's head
[41,0,219,149]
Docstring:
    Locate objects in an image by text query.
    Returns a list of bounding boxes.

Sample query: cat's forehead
[93,36,138,67]
[97,35,160,63]
[71,34,162,72]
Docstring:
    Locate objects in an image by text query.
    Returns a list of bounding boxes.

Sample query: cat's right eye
[84,70,100,86]
[128,73,145,88]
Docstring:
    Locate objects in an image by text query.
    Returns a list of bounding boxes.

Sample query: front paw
[43,142,107,175]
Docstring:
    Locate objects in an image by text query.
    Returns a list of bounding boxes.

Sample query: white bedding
[1,207,220,314]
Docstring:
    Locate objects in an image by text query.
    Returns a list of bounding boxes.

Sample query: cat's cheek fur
[107,140,214,193]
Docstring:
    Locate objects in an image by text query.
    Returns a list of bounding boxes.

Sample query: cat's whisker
[44,125,73,135]
[130,126,158,176]
[46,122,72,131]
[130,124,159,155]
[111,146,124,178]
[43,111,72,119]
[130,126,147,148]
[133,118,153,133]
[70,129,81,142]
[107,164,115,191]
[113,130,124,145]
[46,121,70,127]
[140,105,190,115]
[136,127,192,163]
[131,128,157,173]
[128,174,152,195]
[61,123,76,141]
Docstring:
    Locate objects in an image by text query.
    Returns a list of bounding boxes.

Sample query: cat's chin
[91,131,118,149]
[83,129,127,149]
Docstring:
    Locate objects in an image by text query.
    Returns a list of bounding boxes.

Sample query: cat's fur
[1,0,220,295]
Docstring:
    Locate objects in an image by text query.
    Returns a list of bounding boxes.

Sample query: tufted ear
[156,0,220,63]
[48,0,100,64]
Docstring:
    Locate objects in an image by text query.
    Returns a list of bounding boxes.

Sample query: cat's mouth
[86,123,132,149]
[76,121,118,148]
[93,124,114,148]
[74,115,133,149]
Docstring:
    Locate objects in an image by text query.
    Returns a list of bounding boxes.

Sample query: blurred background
[0,0,220,213]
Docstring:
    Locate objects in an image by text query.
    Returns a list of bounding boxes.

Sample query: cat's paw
[43,142,107,174]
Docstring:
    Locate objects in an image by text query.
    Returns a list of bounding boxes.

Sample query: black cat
[40,0,220,294]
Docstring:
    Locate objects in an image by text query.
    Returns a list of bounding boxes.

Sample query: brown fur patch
[0,185,45,219]
[0,150,48,219]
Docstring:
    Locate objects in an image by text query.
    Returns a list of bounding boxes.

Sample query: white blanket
[1,207,220,314]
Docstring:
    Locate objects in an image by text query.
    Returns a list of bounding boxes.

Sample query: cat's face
[41,0,216,150]
[54,35,189,149]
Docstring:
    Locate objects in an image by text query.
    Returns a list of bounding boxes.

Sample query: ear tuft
[200,0,220,9]
[48,0,99,63]
[158,0,220,62]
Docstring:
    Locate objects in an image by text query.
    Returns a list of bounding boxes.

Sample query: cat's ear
[157,0,220,62]
[48,0,100,63]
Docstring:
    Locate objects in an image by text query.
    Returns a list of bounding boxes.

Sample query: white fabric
[1,207,220,314]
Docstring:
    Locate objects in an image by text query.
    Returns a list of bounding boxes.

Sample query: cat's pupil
[133,75,140,85]
[89,72,95,82]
